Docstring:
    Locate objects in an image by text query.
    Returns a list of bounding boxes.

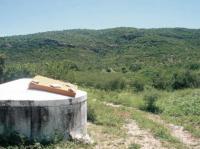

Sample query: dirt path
[123,119,168,149]
[87,102,168,149]
[147,113,200,149]
[87,122,127,149]
[103,102,200,149]
[87,120,168,149]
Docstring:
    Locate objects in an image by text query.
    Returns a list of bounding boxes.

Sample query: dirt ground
[88,119,168,149]
[92,102,200,149]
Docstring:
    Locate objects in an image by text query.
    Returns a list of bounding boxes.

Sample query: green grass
[158,88,200,137]
[86,87,200,138]
[84,87,144,108]
[87,89,131,137]
[128,143,141,149]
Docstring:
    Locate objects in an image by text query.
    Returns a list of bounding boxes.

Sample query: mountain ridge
[0,27,200,71]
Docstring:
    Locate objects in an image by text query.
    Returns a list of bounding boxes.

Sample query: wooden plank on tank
[29,75,77,97]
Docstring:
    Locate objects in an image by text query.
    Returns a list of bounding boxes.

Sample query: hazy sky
[0,0,200,36]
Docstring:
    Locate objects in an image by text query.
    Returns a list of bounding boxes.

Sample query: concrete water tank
[0,78,87,143]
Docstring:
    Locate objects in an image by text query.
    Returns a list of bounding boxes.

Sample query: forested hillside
[0,28,200,148]
[0,27,200,90]
[1,27,200,67]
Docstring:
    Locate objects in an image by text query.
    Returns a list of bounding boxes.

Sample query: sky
[0,0,200,36]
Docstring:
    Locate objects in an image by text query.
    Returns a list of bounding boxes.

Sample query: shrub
[106,67,114,72]
[141,92,160,113]
[132,78,145,92]
[87,105,97,123]
[187,63,200,70]
[171,70,200,90]
[129,63,141,72]
[69,63,79,71]
[121,67,128,73]
[128,143,141,149]
[106,77,126,91]
[152,73,168,90]
[0,131,29,146]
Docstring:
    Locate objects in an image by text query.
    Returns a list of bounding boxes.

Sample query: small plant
[187,63,200,70]
[152,73,168,90]
[0,131,29,146]
[128,143,141,149]
[129,63,141,72]
[106,67,113,72]
[87,104,97,123]
[132,79,145,92]
[121,67,128,73]
[141,92,160,113]
[108,77,126,90]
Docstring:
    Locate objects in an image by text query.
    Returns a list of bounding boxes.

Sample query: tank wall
[0,100,87,142]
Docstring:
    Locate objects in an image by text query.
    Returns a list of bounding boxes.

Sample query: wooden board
[29,75,77,97]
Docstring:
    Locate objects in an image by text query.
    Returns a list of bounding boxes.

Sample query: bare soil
[88,120,168,149]
[123,119,168,149]
[87,102,169,149]
[147,113,200,149]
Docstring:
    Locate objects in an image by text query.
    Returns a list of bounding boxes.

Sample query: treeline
[1,55,200,92]
[132,65,200,91]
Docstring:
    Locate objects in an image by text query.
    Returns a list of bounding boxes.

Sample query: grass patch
[87,89,132,138]
[84,87,144,109]
[128,143,141,149]
[158,88,200,137]
[0,141,92,149]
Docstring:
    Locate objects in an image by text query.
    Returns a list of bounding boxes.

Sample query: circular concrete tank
[0,79,87,143]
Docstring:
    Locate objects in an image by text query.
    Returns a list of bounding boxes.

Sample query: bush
[129,63,141,72]
[132,78,145,92]
[106,67,114,72]
[141,92,160,113]
[69,63,79,71]
[128,143,141,149]
[121,67,128,73]
[187,63,200,70]
[106,77,126,91]
[171,70,200,90]
[87,104,97,123]
[0,131,29,146]
[152,73,168,90]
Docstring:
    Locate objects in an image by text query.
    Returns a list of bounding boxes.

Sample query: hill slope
[1,27,200,69]
[1,27,200,91]
[0,28,200,148]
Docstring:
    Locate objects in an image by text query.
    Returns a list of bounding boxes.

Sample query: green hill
[1,27,200,67]
[0,28,200,148]
[0,27,200,90]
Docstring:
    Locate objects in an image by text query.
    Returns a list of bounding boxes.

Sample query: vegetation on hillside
[1,27,200,90]
[0,27,200,148]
